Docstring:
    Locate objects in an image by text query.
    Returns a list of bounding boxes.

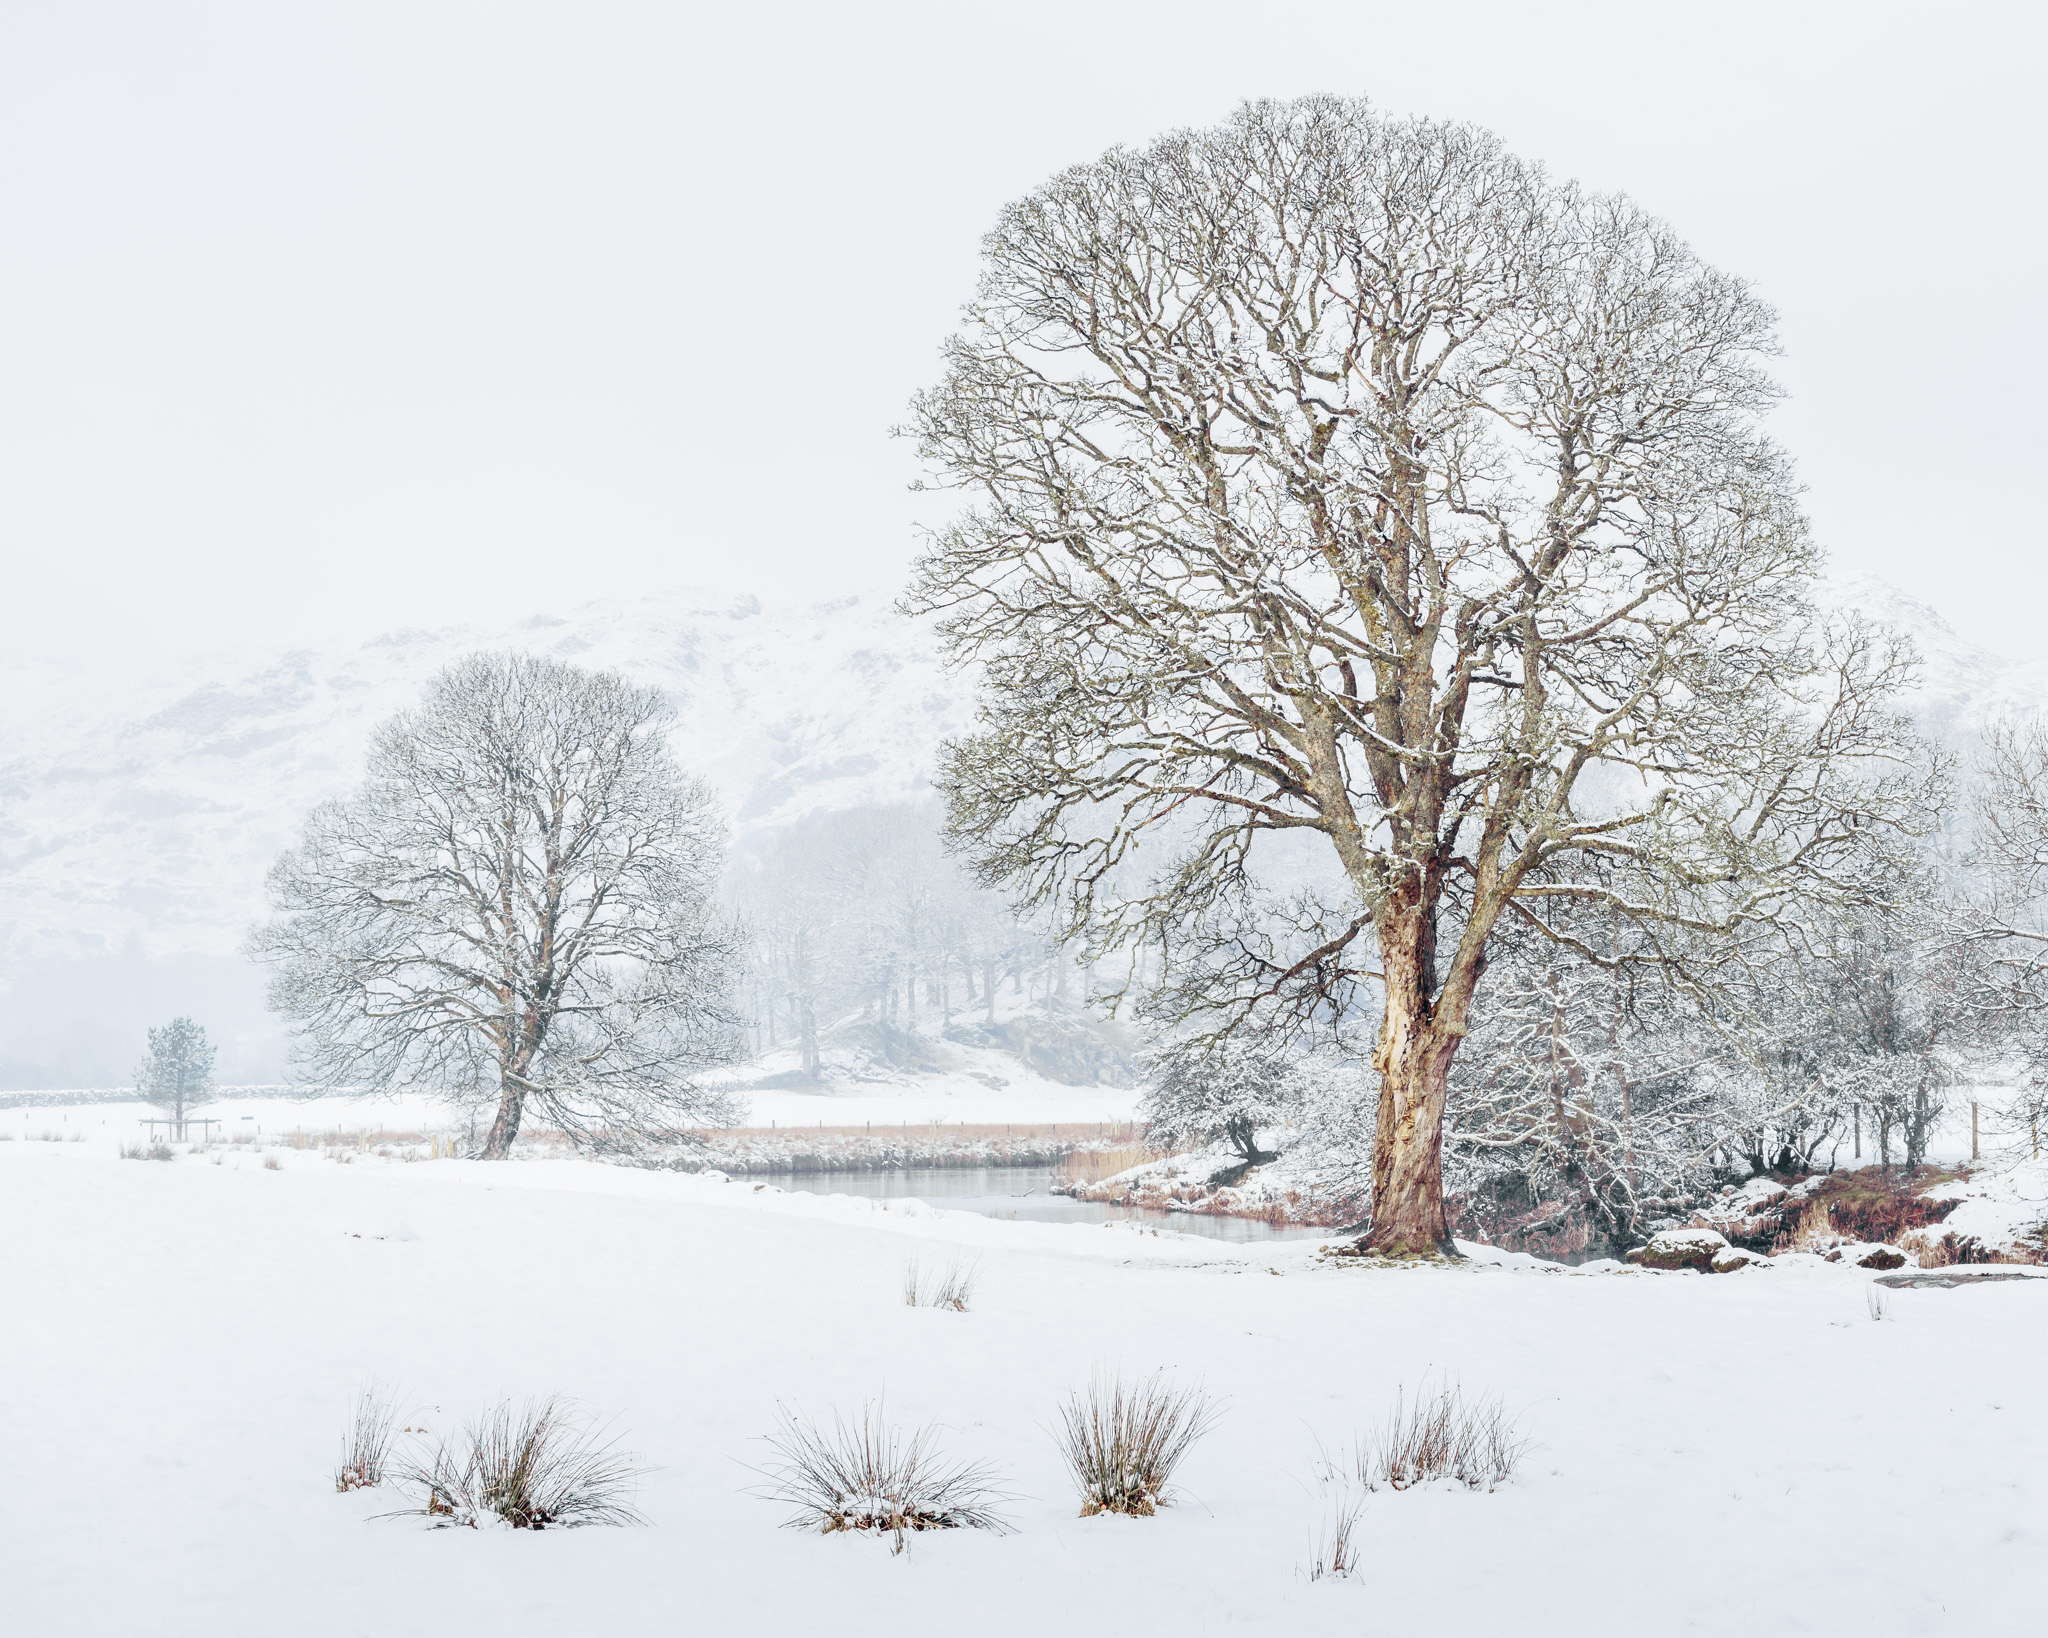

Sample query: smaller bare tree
[251,652,743,1158]
[135,1016,217,1137]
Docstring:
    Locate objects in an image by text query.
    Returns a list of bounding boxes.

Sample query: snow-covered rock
[1824,1242,1912,1270]
[1630,1227,1730,1272]
[1690,1177,1791,1244]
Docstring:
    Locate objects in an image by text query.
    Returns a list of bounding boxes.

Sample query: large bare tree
[251,652,742,1158]
[906,97,1929,1257]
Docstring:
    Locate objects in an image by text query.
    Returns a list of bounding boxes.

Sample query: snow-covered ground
[2,1073,1139,1148]
[4,1139,2042,1636]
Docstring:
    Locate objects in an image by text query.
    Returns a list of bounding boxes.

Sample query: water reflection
[772,1164,1330,1244]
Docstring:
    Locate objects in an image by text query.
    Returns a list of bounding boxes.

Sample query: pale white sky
[3,0,2043,667]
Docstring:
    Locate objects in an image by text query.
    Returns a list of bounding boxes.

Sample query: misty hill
[1822,574,2048,750]
[0,588,970,1084]
[1,574,2038,1088]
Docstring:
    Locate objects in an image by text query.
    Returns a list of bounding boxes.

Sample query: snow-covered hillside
[0,588,970,1083]
[1824,573,2048,747]
[0,587,964,973]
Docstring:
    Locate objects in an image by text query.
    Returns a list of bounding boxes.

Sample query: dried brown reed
[1054,1142,1156,1188]
[756,1403,1010,1551]
[1053,1371,1219,1516]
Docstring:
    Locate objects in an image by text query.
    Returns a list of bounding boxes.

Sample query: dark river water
[771,1164,1332,1244]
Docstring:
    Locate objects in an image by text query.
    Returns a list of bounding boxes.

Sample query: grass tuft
[394,1397,644,1529]
[903,1255,980,1312]
[1053,1371,1218,1517]
[1306,1486,1366,1582]
[1358,1378,1525,1493]
[756,1402,1009,1551]
[335,1383,398,1492]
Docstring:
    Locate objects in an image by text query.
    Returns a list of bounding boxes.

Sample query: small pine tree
[136,1017,217,1134]
[1139,1042,1300,1164]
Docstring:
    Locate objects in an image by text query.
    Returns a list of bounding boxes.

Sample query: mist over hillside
[0,588,968,1085]
[0,574,2037,1088]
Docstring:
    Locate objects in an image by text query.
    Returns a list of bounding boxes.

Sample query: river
[769,1163,1332,1244]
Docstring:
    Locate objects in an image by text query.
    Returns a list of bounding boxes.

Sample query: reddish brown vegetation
[1771,1169,1963,1253]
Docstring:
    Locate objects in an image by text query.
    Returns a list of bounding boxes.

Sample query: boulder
[1710,1245,1769,1273]
[1635,1227,1729,1272]
[1824,1242,1911,1270]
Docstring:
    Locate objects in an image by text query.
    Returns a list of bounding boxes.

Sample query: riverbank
[664,1122,1141,1176]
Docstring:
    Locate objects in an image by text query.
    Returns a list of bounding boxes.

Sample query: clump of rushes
[1306,1488,1366,1581]
[1364,1378,1525,1493]
[335,1383,398,1492]
[903,1255,980,1312]
[1054,1371,1218,1516]
[396,1397,644,1529]
[758,1403,1009,1552]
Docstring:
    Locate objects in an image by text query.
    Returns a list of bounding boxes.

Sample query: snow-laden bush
[396,1397,644,1529]
[1054,1372,1218,1517]
[1139,1041,1302,1164]
[756,1403,1009,1550]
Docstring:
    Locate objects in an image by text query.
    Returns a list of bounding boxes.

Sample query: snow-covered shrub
[334,1384,397,1492]
[902,1255,979,1312]
[757,1403,1009,1550]
[1054,1372,1218,1517]
[396,1397,643,1529]
[1439,925,1732,1257]
[1360,1379,1524,1493]
[1139,1041,1301,1164]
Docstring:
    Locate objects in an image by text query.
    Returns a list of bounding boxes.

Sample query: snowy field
[1,1070,1141,1148]
[4,1140,2043,1637]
